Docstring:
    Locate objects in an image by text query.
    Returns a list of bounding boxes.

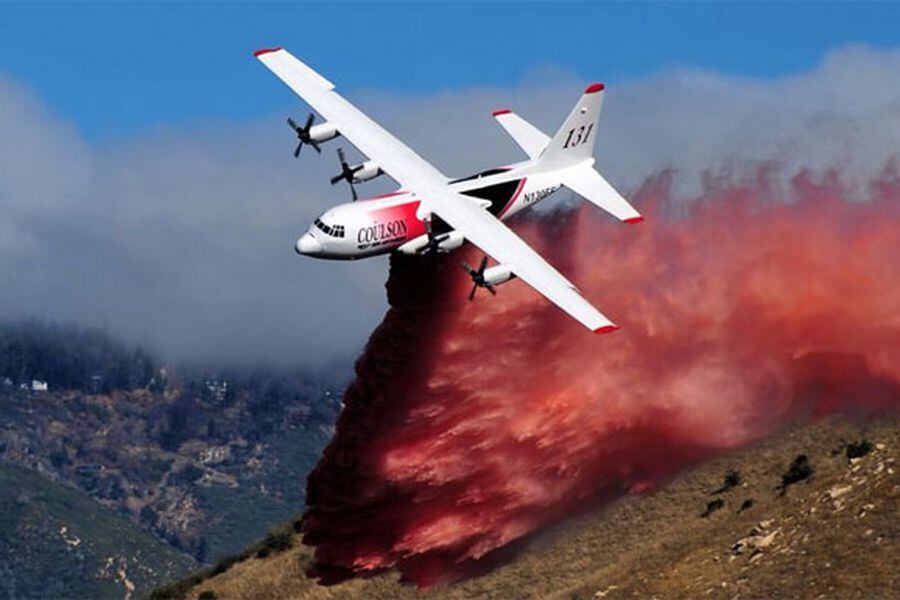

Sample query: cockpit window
[314,218,345,238]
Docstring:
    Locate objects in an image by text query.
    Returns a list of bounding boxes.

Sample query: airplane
[255,47,643,334]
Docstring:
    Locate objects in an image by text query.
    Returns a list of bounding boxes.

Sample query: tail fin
[540,83,643,224]
[538,83,605,169]
[491,83,642,224]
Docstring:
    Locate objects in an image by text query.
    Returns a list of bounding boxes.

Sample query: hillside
[159,417,899,599]
[0,375,341,563]
[0,463,195,599]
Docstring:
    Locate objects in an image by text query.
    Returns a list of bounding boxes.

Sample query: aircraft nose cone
[295,233,322,255]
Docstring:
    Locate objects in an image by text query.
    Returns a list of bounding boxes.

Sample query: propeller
[287,113,322,157]
[330,147,363,201]
[462,256,496,301]
[416,218,451,255]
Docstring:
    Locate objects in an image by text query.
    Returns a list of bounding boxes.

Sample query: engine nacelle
[396,230,465,255]
[396,235,428,255]
[483,264,515,286]
[437,230,465,252]
[308,122,340,143]
[351,160,383,183]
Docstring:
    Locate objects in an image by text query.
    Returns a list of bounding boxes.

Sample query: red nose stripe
[624,216,644,224]
[492,109,512,117]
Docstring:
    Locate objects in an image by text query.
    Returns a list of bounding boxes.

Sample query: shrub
[700,498,724,517]
[261,526,293,554]
[712,470,741,494]
[846,439,873,460]
[210,555,238,577]
[779,454,813,494]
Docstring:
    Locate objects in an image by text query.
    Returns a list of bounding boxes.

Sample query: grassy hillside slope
[159,418,898,599]
[0,463,196,600]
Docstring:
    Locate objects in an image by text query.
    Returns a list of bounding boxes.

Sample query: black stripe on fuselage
[448,167,511,184]
[460,179,523,218]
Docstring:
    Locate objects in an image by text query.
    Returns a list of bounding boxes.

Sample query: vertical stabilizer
[538,83,643,224]
[538,83,605,169]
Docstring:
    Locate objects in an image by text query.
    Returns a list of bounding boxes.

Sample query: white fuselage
[295,162,563,259]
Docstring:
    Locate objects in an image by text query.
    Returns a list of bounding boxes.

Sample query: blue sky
[5,2,900,365]
[2,2,899,138]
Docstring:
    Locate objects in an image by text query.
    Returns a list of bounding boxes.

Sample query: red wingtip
[492,109,512,117]
[584,82,605,94]
[624,216,644,225]
[253,46,283,57]
[593,325,620,335]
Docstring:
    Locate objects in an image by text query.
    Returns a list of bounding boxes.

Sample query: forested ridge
[0,319,158,392]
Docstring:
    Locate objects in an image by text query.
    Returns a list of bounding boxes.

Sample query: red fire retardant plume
[301,167,900,586]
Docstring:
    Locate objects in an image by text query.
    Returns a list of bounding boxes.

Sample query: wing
[255,47,446,192]
[256,47,617,334]
[427,187,618,333]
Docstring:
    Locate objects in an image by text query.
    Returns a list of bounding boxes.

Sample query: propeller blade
[337,147,347,166]
[289,115,321,159]
[462,255,496,299]
[330,174,344,185]
[350,183,358,201]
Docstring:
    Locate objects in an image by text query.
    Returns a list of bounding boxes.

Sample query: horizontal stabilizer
[560,165,642,223]
[492,109,550,159]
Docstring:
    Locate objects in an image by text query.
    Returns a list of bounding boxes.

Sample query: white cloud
[1,45,898,366]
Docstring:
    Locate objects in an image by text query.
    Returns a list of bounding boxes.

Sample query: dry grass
[174,418,899,600]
